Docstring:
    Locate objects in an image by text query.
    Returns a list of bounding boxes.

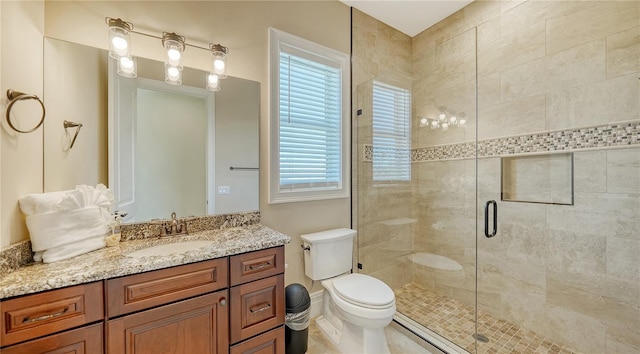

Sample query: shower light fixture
[105,17,229,91]
[420,108,467,131]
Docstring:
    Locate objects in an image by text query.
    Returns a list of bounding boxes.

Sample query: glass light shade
[117,56,137,78]
[212,52,227,78]
[438,112,447,122]
[420,118,428,127]
[458,118,467,127]
[165,66,182,85]
[164,39,184,68]
[442,122,449,131]
[206,73,221,91]
[431,120,439,129]
[449,114,457,125]
[108,24,131,59]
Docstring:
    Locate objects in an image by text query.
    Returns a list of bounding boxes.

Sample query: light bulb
[431,120,439,129]
[420,118,428,127]
[442,122,449,131]
[117,56,137,78]
[438,112,446,122]
[111,37,129,51]
[214,59,225,71]
[168,48,181,61]
[168,67,180,79]
[450,115,457,125]
[165,66,182,85]
[459,118,466,127]
[120,57,134,73]
[206,73,221,91]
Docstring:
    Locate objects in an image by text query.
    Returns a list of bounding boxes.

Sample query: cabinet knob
[219,297,227,306]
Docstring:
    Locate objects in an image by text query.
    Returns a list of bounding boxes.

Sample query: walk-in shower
[352,1,639,353]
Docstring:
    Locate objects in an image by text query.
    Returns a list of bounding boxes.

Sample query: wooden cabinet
[0,246,286,354]
[107,291,228,354]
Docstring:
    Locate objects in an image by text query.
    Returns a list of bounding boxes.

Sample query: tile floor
[394,283,583,354]
[306,317,435,354]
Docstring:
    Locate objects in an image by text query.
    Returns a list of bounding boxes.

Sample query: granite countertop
[0,224,290,300]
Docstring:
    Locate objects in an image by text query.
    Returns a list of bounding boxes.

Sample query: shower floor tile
[395,283,582,354]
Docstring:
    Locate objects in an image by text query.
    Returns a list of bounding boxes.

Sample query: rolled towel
[40,234,106,263]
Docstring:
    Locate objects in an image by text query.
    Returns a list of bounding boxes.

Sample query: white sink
[126,240,213,258]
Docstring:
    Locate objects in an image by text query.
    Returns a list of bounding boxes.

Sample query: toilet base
[316,315,391,354]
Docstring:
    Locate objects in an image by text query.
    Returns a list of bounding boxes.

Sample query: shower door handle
[484,200,497,238]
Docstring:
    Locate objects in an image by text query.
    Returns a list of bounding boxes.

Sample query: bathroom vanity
[0,222,289,354]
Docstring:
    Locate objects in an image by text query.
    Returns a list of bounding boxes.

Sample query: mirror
[43,38,260,223]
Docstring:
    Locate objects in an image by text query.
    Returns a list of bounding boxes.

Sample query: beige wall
[1,1,351,288]
[1,1,45,248]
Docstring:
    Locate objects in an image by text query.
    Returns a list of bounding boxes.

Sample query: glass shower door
[475,1,640,353]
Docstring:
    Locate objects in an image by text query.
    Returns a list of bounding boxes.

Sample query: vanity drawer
[106,258,228,318]
[1,323,103,354]
[230,246,284,286]
[0,282,103,347]
[230,274,284,344]
[230,326,284,354]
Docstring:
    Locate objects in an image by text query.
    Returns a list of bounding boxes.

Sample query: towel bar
[5,89,46,134]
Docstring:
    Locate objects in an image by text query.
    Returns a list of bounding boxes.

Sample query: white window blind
[372,81,411,182]
[268,28,349,204]
[279,53,341,190]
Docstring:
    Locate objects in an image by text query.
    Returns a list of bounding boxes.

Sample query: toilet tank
[301,228,356,281]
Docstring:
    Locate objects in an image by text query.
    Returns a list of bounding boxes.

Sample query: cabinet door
[230,274,284,344]
[107,290,228,354]
[230,326,284,354]
[1,323,103,354]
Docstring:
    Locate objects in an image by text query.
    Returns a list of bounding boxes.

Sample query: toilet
[301,228,396,354]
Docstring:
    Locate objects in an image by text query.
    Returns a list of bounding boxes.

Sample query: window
[372,81,411,182]
[268,28,350,203]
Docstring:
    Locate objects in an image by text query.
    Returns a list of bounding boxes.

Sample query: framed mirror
[43,38,260,224]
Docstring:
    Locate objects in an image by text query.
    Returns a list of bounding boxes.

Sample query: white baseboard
[310,290,323,319]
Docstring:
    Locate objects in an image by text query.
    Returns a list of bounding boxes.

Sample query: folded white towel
[25,206,109,252]
[18,190,70,216]
[18,184,114,263]
[40,234,106,263]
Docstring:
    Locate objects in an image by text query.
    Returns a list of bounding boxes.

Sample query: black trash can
[285,283,311,354]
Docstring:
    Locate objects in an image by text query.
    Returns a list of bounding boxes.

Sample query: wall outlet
[217,186,231,195]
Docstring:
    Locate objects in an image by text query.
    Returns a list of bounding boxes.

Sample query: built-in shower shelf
[501,152,574,205]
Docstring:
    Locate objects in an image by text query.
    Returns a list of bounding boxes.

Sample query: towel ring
[5,89,46,134]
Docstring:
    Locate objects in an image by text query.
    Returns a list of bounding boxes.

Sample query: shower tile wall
[409,1,639,353]
[353,1,639,353]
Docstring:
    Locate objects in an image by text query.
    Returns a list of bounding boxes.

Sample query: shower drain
[473,333,490,343]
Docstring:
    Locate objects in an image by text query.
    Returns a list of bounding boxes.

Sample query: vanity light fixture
[105,17,230,91]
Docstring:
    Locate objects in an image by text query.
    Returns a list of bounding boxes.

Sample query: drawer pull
[248,262,271,270]
[22,306,69,324]
[249,302,271,313]
[220,297,227,306]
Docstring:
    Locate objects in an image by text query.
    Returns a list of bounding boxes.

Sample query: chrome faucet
[160,212,188,237]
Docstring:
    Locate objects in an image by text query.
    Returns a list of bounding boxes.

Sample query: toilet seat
[332,274,395,309]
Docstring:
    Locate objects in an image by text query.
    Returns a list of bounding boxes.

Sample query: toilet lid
[332,274,394,307]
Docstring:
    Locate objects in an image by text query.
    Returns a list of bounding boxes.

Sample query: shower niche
[501,152,574,205]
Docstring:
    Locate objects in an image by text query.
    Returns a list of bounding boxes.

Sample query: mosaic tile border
[121,211,261,241]
[0,240,34,276]
[410,121,640,162]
